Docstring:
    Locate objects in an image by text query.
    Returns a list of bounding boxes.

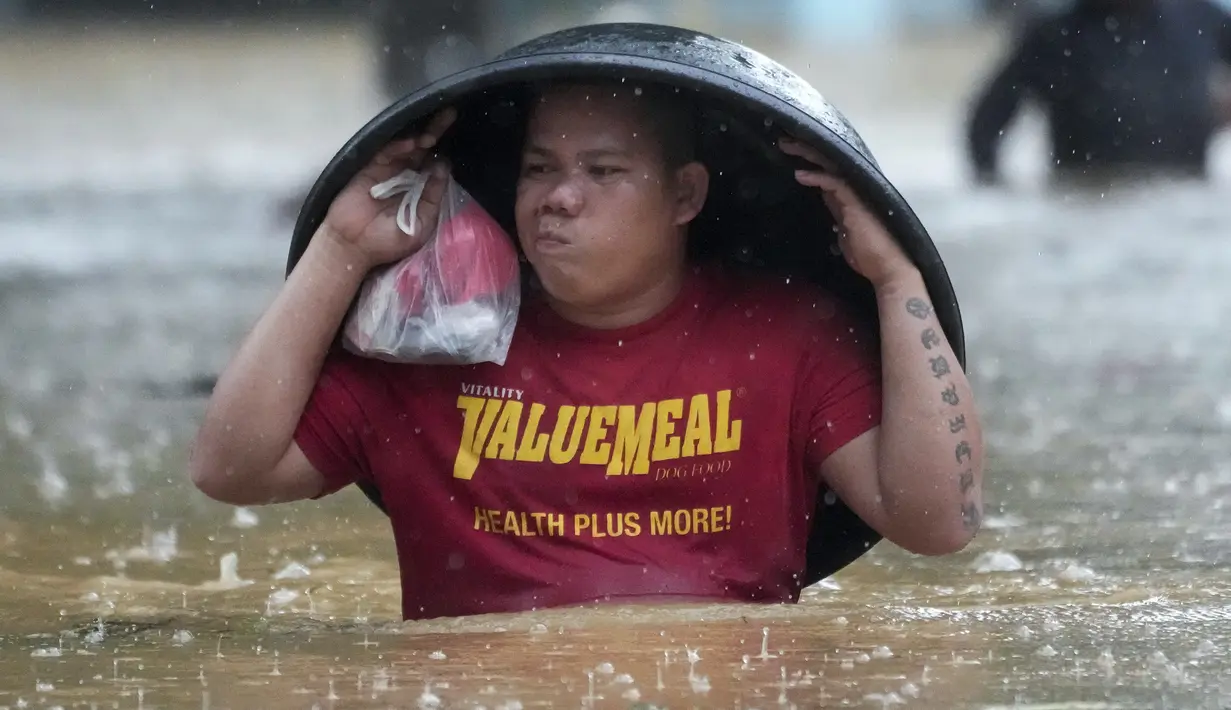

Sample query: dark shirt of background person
[966,0,1231,184]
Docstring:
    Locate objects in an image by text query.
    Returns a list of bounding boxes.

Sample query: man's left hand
[778,136,919,289]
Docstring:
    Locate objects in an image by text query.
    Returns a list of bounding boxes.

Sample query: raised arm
[189,108,457,506]
[781,136,985,556]
[824,269,985,555]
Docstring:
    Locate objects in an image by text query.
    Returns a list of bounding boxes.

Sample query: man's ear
[672,162,710,226]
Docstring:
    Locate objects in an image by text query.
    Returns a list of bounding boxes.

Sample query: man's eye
[589,166,624,177]
[522,163,550,175]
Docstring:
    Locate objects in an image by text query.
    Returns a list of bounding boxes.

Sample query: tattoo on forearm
[906,297,933,320]
[914,297,980,537]
[956,439,981,534]
[961,501,982,532]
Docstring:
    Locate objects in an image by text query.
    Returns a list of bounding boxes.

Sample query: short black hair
[526,77,699,169]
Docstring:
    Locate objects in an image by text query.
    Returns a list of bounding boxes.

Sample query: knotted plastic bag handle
[370,168,430,237]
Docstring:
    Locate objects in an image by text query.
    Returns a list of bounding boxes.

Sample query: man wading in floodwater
[189,80,986,620]
[966,0,1231,185]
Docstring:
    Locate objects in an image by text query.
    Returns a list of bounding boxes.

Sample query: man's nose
[540,173,584,215]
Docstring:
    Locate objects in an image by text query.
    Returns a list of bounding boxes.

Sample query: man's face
[514,84,707,312]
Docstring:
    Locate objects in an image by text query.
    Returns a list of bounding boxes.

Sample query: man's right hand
[321,106,459,270]
[190,106,460,507]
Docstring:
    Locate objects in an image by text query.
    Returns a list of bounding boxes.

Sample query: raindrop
[231,508,259,529]
[1057,562,1098,582]
[584,670,597,704]
[1096,649,1115,677]
[758,627,776,660]
[36,448,68,506]
[274,562,311,580]
[6,411,33,439]
[1164,663,1189,687]
[265,589,299,614]
[687,665,710,694]
[865,692,906,709]
[417,681,442,708]
[207,552,253,589]
[1191,640,1217,658]
[972,550,1023,573]
[84,619,105,645]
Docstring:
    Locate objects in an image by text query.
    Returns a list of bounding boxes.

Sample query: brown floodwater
[1,17,1230,710]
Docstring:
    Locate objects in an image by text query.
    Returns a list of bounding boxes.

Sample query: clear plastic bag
[340,167,521,366]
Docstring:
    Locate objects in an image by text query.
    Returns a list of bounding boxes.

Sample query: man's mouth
[534,223,572,247]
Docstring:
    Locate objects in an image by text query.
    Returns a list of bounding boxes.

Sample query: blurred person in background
[274,0,655,223]
[369,0,656,103]
[371,0,489,98]
[966,0,1231,186]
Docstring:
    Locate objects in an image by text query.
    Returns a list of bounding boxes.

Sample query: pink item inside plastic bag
[392,195,517,313]
[340,167,521,366]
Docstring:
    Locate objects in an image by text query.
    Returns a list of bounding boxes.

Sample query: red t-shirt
[294,262,882,620]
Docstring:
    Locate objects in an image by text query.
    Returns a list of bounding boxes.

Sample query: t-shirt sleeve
[293,351,375,499]
[793,292,884,470]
